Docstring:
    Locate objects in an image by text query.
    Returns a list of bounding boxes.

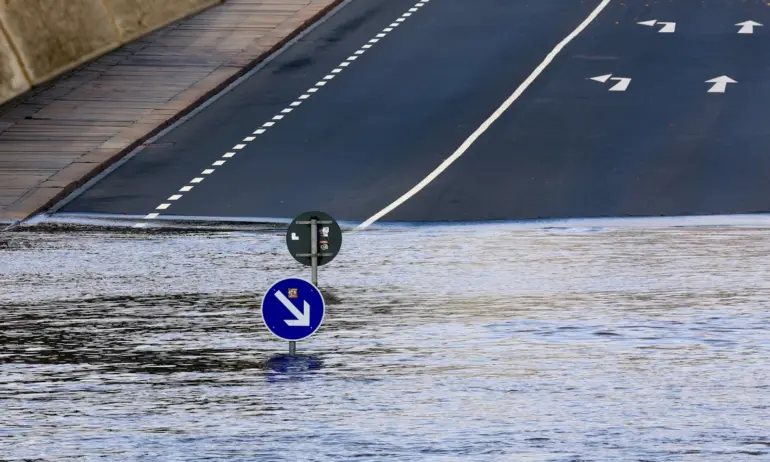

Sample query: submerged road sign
[261,278,325,341]
[286,211,342,266]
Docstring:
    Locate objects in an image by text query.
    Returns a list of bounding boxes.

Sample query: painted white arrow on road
[736,20,762,34]
[590,74,632,91]
[706,75,737,93]
[275,290,311,326]
[638,19,676,33]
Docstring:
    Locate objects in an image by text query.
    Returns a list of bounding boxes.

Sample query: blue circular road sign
[261,278,325,341]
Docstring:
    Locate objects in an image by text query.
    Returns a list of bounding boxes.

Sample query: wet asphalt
[6,2,770,459]
[53,0,770,224]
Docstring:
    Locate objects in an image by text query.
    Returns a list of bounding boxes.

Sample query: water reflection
[264,354,325,382]
[1,223,769,460]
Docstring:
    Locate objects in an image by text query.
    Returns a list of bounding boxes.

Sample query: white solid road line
[354,0,612,230]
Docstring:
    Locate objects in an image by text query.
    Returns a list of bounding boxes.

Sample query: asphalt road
[56,0,770,224]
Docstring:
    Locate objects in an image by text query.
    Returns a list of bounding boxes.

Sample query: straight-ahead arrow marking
[706,75,737,93]
[736,20,762,34]
[275,290,311,326]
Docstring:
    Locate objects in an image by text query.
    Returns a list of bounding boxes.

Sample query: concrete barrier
[0,0,221,106]
[105,0,221,42]
[0,25,29,102]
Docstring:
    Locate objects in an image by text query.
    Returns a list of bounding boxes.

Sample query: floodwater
[1,221,769,461]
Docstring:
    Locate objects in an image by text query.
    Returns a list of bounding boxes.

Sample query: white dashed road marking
[132,0,431,227]
[354,0,612,230]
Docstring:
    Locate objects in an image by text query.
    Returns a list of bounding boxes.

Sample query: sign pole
[280,211,341,356]
[289,218,318,355]
[311,217,319,286]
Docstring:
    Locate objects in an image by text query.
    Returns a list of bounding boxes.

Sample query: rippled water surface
[1,223,769,461]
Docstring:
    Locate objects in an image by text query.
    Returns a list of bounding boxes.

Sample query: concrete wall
[0,0,221,105]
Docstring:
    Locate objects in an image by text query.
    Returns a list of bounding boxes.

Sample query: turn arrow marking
[275,290,311,326]
[706,75,737,93]
[590,74,631,91]
[736,21,762,34]
[638,19,676,33]
[607,77,631,92]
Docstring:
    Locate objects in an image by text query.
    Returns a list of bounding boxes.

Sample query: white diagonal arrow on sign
[736,20,762,34]
[638,19,676,33]
[275,290,311,326]
[590,74,631,91]
[706,75,737,93]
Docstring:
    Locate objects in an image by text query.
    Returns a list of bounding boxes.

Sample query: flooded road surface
[1,223,769,460]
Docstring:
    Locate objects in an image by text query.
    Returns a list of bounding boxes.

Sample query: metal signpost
[261,211,342,354]
[285,210,343,284]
